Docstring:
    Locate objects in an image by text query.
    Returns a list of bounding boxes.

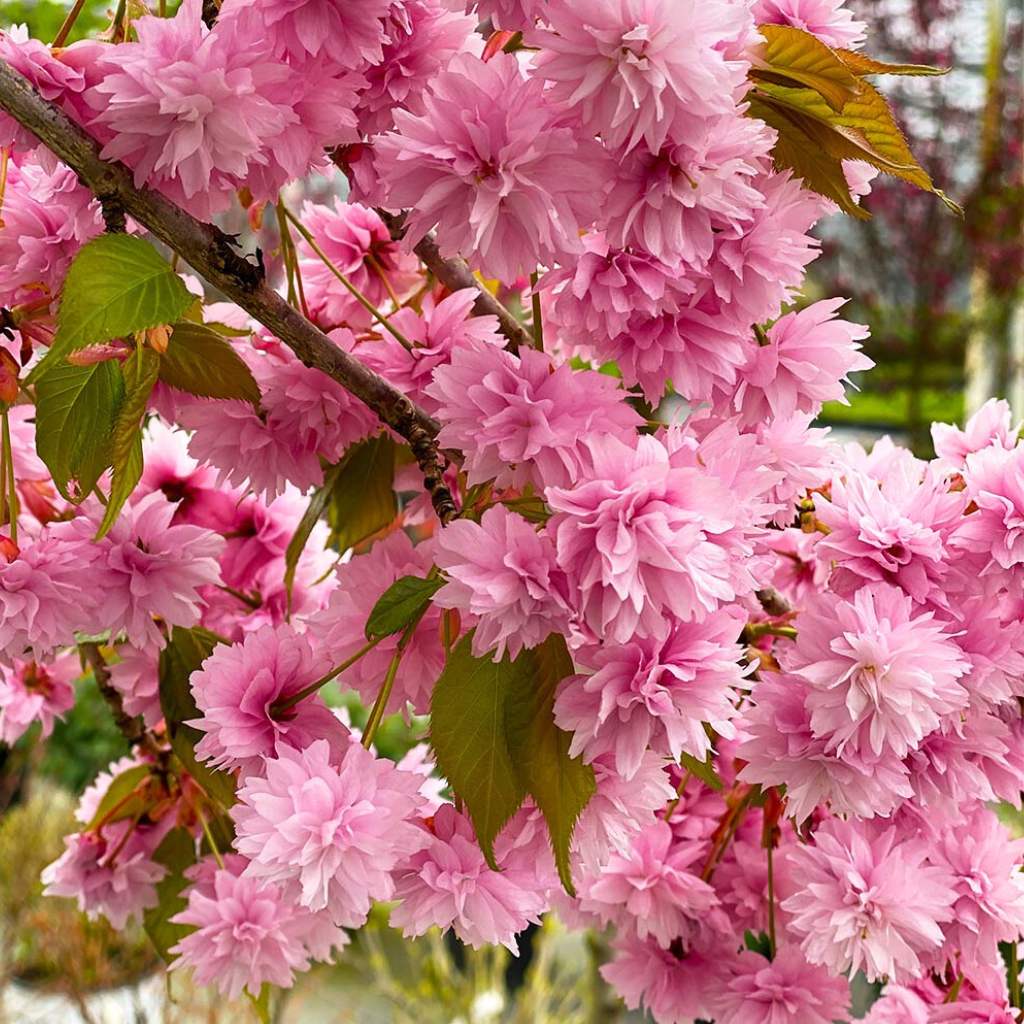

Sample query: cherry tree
[0,1,1021,1022]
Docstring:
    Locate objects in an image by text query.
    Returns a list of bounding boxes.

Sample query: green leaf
[84,763,153,829]
[501,495,552,525]
[505,635,594,896]
[159,321,260,406]
[744,930,773,959]
[144,827,197,964]
[837,50,949,77]
[30,234,192,381]
[95,346,160,539]
[366,574,444,639]
[284,435,400,598]
[749,79,962,216]
[326,433,399,551]
[430,633,527,869]
[34,359,124,501]
[284,460,346,602]
[679,751,725,792]
[158,626,236,809]
[752,24,862,111]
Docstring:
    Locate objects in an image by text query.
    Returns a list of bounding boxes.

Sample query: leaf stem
[2,408,17,546]
[766,839,777,958]
[529,271,544,350]
[1011,943,1021,1008]
[272,635,383,716]
[361,609,428,748]
[282,206,415,353]
[195,801,225,870]
[52,0,89,47]
[361,650,402,749]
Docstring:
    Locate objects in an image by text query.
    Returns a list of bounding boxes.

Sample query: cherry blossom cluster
[0,0,1021,1021]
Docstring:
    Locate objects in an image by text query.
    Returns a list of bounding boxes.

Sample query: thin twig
[80,642,164,760]
[373,206,535,353]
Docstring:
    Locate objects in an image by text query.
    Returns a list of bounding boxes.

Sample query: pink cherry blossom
[232,738,427,927]
[190,623,343,774]
[433,507,572,660]
[753,0,867,50]
[534,0,752,154]
[0,158,103,307]
[554,607,749,779]
[603,114,774,268]
[87,0,296,218]
[713,947,850,1024]
[544,231,696,351]
[739,673,914,823]
[220,0,396,68]
[360,288,504,414]
[42,825,169,930]
[426,339,643,490]
[929,806,1024,974]
[598,305,749,405]
[579,820,727,948]
[169,857,311,999]
[932,399,1018,471]
[179,396,325,500]
[601,935,725,1024]
[57,491,224,649]
[0,531,103,662]
[954,444,1024,570]
[815,460,966,603]
[724,298,872,425]
[0,656,76,744]
[573,750,676,869]
[188,622,339,774]
[782,817,955,982]
[546,434,753,642]
[357,0,477,136]
[375,52,606,281]
[786,583,969,761]
[256,343,381,464]
[297,200,420,330]
[391,802,546,952]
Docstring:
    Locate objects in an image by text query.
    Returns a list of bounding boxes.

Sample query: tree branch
[80,642,165,761]
[0,60,450,475]
[374,208,534,354]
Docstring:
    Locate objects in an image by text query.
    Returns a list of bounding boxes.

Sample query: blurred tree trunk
[964,0,1022,415]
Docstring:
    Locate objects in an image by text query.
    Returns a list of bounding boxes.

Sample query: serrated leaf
[144,827,197,964]
[366,574,444,639]
[837,50,949,77]
[680,750,725,792]
[326,433,399,552]
[85,763,153,829]
[505,634,594,896]
[30,235,192,382]
[750,79,962,215]
[158,626,236,809]
[430,633,527,869]
[159,322,260,406]
[95,346,160,539]
[748,93,871,218]
[752,24,862,111]
[34,359,124,501]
